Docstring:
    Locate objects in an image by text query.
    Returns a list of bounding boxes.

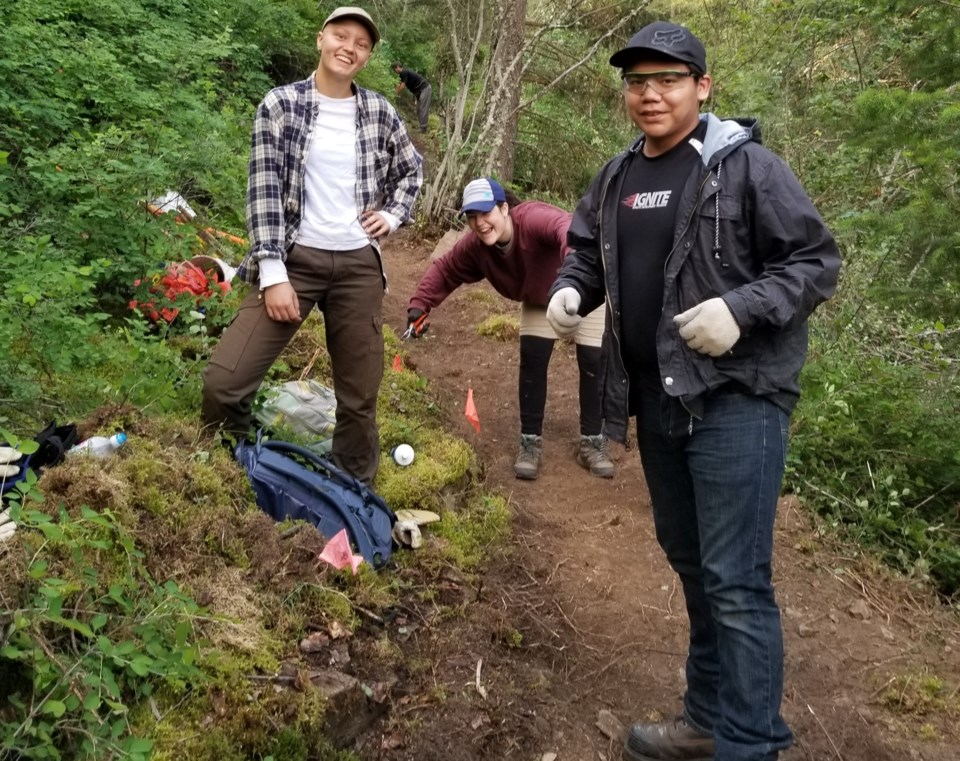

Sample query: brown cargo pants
[202,243,384,485]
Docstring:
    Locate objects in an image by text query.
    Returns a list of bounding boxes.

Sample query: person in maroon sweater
[406,177,614,480]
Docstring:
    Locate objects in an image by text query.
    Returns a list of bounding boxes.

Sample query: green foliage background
[0,0,958,754]
[0,0,322,413]
[0,0,956,588]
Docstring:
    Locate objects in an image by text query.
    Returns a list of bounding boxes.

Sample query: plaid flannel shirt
[236,76,423,284]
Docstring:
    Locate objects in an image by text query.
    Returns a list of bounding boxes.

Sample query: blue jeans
[636,390,793,761]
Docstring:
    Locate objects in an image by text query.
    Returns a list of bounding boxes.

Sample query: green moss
[437,602,470,621]
[404,657,434,676]
[465,289,502,307]
[201,643,282,683]
[278,583,360,635]
[383,324,405,351]
[7,339,517,759]
[143,681,347,761]
[376,433,474,513]
[879,671,954,716]
[378,367,442,431]
[427,685,448,704]
[202,530,250,568]
[918,723,939,740]
[369,634,404,668]
[431,493,510,569]
[476,313,519,341]
[136,485,169,515]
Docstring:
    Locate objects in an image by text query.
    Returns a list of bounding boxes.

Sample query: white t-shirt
[296,93,369,251]
[259,93,401,289]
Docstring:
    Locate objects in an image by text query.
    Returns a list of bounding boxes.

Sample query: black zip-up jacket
[549,113,841,443]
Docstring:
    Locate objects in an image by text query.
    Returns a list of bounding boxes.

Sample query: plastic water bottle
[68,433,128,458]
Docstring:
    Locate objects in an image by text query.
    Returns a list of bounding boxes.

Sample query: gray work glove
[392,519,423,549]
[674,297,741,357]
[546,287,582,338]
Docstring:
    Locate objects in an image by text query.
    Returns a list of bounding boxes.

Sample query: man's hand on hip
[546,288,582,338]
[674,297,740,356]
[361,211,390,239]
[264,282,302,323]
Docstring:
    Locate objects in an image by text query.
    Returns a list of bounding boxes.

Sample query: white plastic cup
[392,444,415,467]
[189,255,237,283]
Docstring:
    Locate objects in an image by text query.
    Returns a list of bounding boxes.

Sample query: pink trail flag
[392,354,403,372]
[318,528,364,574]
[465,388,481,433]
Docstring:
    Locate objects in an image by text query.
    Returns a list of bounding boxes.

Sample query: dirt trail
[362,230,959,761]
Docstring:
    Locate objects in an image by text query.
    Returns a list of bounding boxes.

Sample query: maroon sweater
[409,201,572,312]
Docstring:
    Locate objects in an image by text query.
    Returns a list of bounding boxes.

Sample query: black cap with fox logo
[609,21,707,74]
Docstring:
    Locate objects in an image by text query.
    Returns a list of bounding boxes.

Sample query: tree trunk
[481,0,527,182]
[420,0,649,225]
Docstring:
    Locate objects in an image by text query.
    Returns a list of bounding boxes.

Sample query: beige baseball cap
[322,6,380,46]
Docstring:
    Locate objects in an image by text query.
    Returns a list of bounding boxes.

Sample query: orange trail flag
[392,354,403,372]
[465,388,480,433]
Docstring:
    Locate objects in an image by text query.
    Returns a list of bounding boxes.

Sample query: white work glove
[674,297,741,357]
[0,507,16,543]
[0,446,23,478]
[392,519,423,549]
[546,287,582,338]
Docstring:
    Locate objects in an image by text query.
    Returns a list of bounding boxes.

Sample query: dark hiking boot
[577,434,615,478]
[623,716,714,761]
[514,434,543,480]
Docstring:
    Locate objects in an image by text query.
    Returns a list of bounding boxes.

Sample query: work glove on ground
[546,288,582,338]
[0,507,16,543]
[674,297,741,357]
[0,446,23,478]
[404,308,429,339]
[392,519,423,549]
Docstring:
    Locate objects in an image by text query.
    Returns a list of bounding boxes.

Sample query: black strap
[255,433,369,498]
[32,422,79,470]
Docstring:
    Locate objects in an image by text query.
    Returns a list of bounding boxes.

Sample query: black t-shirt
[616,121,707,400]
[399,69,428,96]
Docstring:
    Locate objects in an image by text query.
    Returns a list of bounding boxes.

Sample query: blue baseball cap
[459,177,507,215]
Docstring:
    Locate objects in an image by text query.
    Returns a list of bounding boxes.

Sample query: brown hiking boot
[623,716,714,761]
[514,434,542,480]
[577,434,614,478]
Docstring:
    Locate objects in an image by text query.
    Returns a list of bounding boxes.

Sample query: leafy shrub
[0,0,321,425]
[788,308,960,597]
[0,231,113,410]
[0,500,207,759]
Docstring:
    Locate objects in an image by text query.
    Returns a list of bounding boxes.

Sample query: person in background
[407,177,614,481]
[547,21,840,761]
[202,6,423,486]
[392,62,432,133]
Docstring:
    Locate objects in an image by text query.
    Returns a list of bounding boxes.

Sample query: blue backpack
[234,433,396,568]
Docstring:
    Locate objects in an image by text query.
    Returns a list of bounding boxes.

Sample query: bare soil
[352,230,960,761]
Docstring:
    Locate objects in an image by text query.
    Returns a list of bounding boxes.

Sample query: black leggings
[518,335,603,436]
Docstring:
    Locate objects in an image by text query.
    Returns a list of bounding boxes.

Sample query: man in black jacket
[546,21,840,761]
[392,62,432,133]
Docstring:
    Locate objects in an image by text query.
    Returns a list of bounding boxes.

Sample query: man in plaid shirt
[203,6,423,485]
